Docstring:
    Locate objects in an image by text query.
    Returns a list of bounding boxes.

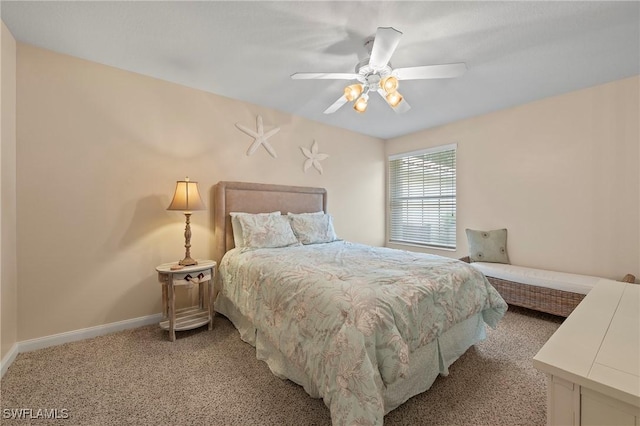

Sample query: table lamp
[167,177,206,266]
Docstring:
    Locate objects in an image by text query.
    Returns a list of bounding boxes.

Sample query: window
[388,144,456,249]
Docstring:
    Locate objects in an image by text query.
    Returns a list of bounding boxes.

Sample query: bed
[212,181,508,425]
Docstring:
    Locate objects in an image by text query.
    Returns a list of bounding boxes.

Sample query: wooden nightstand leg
[168,279,176,342]
[161,282,168,318]
[208,267,215,330]
[199,280,205,310]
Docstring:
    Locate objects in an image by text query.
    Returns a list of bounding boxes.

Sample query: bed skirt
[215,294,486,416]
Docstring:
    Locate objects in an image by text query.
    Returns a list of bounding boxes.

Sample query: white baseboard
[1,313,162,378]
[1,343,19,378]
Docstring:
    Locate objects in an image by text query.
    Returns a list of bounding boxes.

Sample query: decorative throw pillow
[465,228,510,264]
[288,212,338,245]
[237,214,299,249]
[230,211,280,248]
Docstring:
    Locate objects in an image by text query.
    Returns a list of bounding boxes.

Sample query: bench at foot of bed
[459,257,606,317]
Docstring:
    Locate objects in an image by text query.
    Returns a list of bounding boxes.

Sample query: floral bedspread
[219,241,507,425]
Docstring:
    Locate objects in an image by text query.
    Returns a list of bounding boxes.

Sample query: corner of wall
[1,20,19,366]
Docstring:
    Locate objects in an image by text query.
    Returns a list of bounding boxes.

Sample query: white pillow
[230,211,280,248]
[237,214,299,249]
[288,213,338,245]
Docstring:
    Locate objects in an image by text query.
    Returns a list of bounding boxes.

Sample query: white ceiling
[2,1,639,139]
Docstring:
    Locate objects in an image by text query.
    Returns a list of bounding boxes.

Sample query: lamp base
[178,257,198,266]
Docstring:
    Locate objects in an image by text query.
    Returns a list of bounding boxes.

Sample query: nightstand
[156,260,216,341]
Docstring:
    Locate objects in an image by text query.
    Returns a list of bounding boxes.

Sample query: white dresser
[533,279,640,425]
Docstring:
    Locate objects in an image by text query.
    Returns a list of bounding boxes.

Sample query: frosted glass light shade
[386,91,403,107]
[380,76,399,93]
[167,178,206,212]
[344,84,363,102]
[354,95,368,112]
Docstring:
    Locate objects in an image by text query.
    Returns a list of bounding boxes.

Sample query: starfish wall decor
[235,115,280,158]
[300,140,329,174]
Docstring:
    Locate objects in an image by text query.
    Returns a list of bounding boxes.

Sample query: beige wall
[387,76,640,280]
[16,44,385,340]
[11,41,640,343]
[1,22,18,360]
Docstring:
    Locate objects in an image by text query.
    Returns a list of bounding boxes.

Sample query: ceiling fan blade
[392,97,411,114]
[376,89,411,114]
[291,72,358,80]
[323,95,348,114]
[369,27,403,70]
[392,63,467,80]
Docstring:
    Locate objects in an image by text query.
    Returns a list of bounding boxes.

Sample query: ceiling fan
[291,27,467,114]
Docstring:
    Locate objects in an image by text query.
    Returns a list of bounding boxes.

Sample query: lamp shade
[353,94,368,113]
[167,177,206,212]
[344,84,363,102]
[386,91,403,107]
[380,75,399,94]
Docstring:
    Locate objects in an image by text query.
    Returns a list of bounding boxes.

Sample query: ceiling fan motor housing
[355,58,392,89]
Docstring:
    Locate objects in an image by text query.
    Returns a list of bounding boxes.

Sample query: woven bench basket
[460,257,585,317]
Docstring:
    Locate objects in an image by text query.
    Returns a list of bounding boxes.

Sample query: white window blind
[388,144,456,249]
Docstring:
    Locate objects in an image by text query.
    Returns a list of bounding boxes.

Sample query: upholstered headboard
[212,181,327,265]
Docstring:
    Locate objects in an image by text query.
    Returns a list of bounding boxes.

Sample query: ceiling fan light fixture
[290,27,465,116]
[344,84,363,102]
[354,94,369,113]
[386,90,403,107]
[380,75,399,93]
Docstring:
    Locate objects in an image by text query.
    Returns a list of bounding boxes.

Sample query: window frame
[387,143,457,250]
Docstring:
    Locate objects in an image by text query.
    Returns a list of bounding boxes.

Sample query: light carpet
[1,307,562,425]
